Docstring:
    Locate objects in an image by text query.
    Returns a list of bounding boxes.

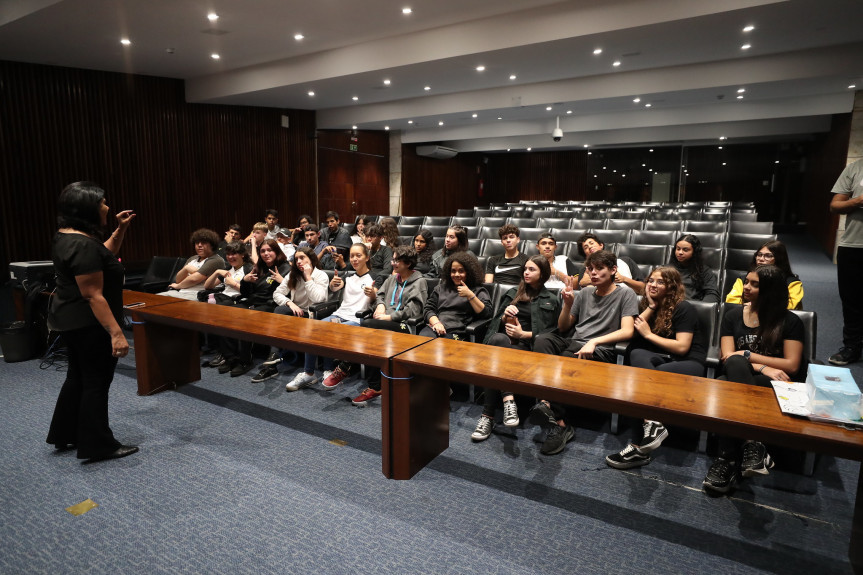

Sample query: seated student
[274,228,297,261]
[670,234,719,302]
[351,215,372,245]
[321,210,353,250]
[484,224,529,284]
[251,247,329,383]
[350,246,428,407]
[413,229,436,276]
[202,240,253,306]
[427,225,476,279]
[291,214,312,246]
[472,256,560,442]
[576,233,644,294]
[421,252,492,340]
[378,217,401,248]
[725,240,803,309]
[365,223,393,288]
[298,224,330,258]
[281,243,378,390]
[530,250,638,455]
[217,224,242,264]
[703,264,805,495]
[605,266,707,469]
[536,232,579,289]
[158,228,225,300]
[264,209,281,239]
[245,222,268,265]
[216,239,290,377]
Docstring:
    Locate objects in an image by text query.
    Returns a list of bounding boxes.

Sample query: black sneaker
[703,458,738,494]
[251,365,279,383]
[606,444,651,469]
[230,362,252,377]
[740,440,774,477]
[262,352,283,367]
[636,420,668,454]
[205,354,226,368]
[218,359,236,374]
[528,402,557,428]
[540,424,574,455]
[829,347,861,366]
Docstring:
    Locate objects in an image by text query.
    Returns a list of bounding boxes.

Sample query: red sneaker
[352,388,382,406]
[322,367,349,389]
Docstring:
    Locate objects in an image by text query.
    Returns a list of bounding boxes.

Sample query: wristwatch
[743,350,751,360]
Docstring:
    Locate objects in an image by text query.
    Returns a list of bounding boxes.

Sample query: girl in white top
[272,247,329,314]
[287,243,377,391]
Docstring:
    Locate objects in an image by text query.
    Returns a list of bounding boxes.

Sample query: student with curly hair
[605,266,707,470]
[669,234,719,302]
[421,252,491,340]
[158,228,225,300]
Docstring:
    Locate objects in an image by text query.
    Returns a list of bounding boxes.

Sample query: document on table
[771,380,863,428]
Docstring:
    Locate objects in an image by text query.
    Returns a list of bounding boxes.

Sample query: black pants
[220,301,275,364]
[482,332,528,417]
[361,318,411,390]
[837,246,863,350]
[716,354,770,457]
[46,325,122,459]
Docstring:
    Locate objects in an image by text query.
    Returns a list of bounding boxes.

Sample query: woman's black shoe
[83,445,139,463]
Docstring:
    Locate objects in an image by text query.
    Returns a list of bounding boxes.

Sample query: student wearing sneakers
[421,252,492,340]
[249,247,329,385]
[536,233,579,290]
[484,224,529,284]
[351,246,427,406]
[472,256,560,443]
[530,250,638,455]
[215,239,290,377]
[703,265,805,494]
[605,266,707,469]
[284,243,378,390]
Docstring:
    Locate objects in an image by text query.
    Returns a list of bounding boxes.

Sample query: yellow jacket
[724,276,804,309]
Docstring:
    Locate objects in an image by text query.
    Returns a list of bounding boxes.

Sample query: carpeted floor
[0,231,859,574]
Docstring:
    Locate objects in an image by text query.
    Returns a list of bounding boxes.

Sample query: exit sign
[349,144,358,151]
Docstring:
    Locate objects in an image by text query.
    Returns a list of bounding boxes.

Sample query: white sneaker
[471,415,494,442]
[322,370,333,381]
[502,399,519,427]
[285,372,318,392]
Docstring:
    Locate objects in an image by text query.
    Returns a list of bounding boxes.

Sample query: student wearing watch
[703,265,806,496]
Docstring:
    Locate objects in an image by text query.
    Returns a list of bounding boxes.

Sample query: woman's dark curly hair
[442,251,484,289]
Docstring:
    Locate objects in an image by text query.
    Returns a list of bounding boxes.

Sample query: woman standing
[46,182,138,461]
[605,266,707,469]
[703,265,805,494]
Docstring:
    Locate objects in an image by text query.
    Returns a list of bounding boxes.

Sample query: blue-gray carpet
[0,232,859,574]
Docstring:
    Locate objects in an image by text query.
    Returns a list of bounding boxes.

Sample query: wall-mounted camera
[552,116,563,142]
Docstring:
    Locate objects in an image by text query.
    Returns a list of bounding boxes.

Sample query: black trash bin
[0,321,34,363]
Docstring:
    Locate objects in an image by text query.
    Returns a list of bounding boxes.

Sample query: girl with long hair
[605,266,708,469]
[471,255,560,442]
[378,216,401,248]
[725,240,804,309]
[427,225,474,278]
[421,252,491,339]
[704,264,805,495]
[670,234,719,302]
[413,229,436,275]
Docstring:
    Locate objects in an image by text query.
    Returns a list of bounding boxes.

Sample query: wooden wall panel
[401,146,485,216]
[0,60,316,280]
[484,151,590,204]
[316,130,389,222]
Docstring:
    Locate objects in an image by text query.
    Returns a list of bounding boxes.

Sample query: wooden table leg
[131,315,200,395]
[851,463,863,573]
[382,361,450,479]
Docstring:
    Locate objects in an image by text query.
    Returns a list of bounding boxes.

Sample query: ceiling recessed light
[408,120,413,124]
[383,79,391,86]
[384,126,390,131]
[612,60,621,67]
[719,136,727,140]
[207,12,219,21]
[120,38,131,46]
[307,91,315,96]
[722,162,727,166]
[546,106,552,111]
[718,146,723,149]
[438,121,444,126]
[506,148,511,152]
[775,160,780,164]
[583,144,589,148]
[566,110,573,114]
[743,25,755,32]
[849,84,857,89]
[294,34,304,41]
[352,125,357,130]
[587,151,592,155]
[642,163,646,167]
[633,97,641,103]
[476,65,485,72]
[424,86,431,91]
[497,116,502,120]
[527,147,532,151]
[472,113,477,118]
[352,96,359,101]
[402,7,412,14]
[211,53,220,60]
[509,74,517,80]
[649,149,654,152]
[645,103,652,107]
[737,88,746,93]
[737,95,744,99]
[741,44,751,50]
[593,48,603,55]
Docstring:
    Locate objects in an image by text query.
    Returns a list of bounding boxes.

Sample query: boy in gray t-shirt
[530,250,637,456]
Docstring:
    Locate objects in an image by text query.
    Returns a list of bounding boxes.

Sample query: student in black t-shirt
[703,264,805,495]
[46,181,139,462]
[484,224,529,285]
[605,266,707,470]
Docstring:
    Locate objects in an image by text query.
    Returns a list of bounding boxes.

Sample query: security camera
[552,116,563,142]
